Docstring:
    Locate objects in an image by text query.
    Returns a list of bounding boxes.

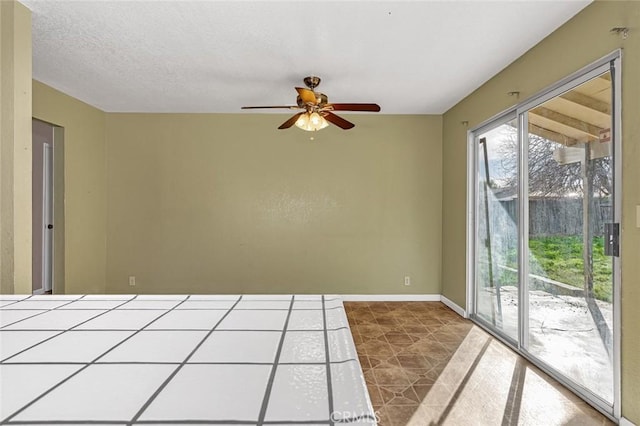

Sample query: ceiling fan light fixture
[295,112,329,132]
[242,76,380,130]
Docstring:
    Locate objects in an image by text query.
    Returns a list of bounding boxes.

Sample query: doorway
[468,52,621,419]
[32,119,64,295]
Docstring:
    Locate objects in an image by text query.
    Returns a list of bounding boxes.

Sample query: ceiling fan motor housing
[296,92,328,110]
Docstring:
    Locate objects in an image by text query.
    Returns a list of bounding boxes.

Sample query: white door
[42,143,53,292]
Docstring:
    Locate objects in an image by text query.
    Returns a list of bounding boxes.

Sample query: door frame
[466,50,622,420]
[31,141,53,296]
[32,118,65,295]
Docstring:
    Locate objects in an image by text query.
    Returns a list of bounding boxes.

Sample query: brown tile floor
[344,301,614,426]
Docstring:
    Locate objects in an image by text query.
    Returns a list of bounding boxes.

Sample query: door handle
[604,223,619,257]
[47,224,53,229]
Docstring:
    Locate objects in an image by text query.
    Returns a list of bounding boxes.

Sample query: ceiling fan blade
[327,103,381,112]
[324,112,355,130]
[241,106,299,110]
[278,112,304,129]
[296,87,318,105]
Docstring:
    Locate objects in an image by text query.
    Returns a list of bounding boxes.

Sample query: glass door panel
[475,119,519,341]
[525,71,614,403]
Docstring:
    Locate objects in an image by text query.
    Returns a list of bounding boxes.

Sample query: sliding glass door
[524,71,614,404]
[474,118,519,342]
[469,53,620,418]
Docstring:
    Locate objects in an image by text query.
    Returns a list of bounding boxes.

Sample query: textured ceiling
[22,0,591,114]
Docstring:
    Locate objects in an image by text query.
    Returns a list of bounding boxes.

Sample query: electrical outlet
[128,276,136,286]
[404,276,411,286]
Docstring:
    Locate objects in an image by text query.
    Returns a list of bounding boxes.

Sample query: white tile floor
[99,330,208,362]
[140,364,272,421]
[329,328,359,362]
[59,299,129,310]
[0,364,83,419]
[0,330,59,359]
[288,309,325,330]
[75,309,167,330]
[266,364,329,422]
[9,330,135,363]
[145,309,227,329]
[218,309,289,330]
[0,310,47,328]
[331,361,374,421]
[189,330,281,363]
[280,331,326,363]
[12,364,177,422]
[0,294,375,425]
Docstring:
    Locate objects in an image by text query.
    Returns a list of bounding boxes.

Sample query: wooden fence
[482,195,611,237]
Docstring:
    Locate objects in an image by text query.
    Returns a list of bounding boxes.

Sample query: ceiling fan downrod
[303,76,321,90]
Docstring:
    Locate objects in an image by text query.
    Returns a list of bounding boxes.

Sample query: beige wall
[0,0,32,294]
[32,81,107,294]
[441,1,640,422]
[105,113,442,295]
[30,87,443,297]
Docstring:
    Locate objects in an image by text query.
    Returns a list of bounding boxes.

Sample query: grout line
[1,361,178,366]
[0,421,374,426]
[0,359,361,366]
[0,295,190,424]
[132,421,332,425]
[256,295,295,426]
[0,296,138,364]
[136,422,266,425]
[0,296,85,329]
[137,421,332,425]
[2,308,125,311]
[0,326,351,333]
[1,296,130,302]
[128,295,244,424]
[0,308,340,311]
[0,298,31,309]
[263,422,331,425]
[211,326,350,332]
[1,306,343,312]
[3,422,126,425]
[1,295,33,300]
[322,296,335,426]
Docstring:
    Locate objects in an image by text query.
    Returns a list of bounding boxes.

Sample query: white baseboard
[440,295,467,317]
[337,294,441,302]
[621,417,636,426]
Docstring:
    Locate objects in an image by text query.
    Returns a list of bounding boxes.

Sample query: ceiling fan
[241,76,381,131]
